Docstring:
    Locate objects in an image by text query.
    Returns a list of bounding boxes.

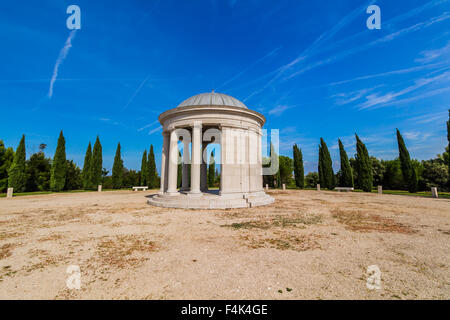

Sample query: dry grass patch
[222,212,322,230]
[332,208,416,234]
[96,234,157,269]
[242,233,322,251]
[0,243,17,260]
[0,232,24,241]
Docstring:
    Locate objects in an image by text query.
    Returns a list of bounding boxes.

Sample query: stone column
[160,131,169,194]
[166,129,179,195]
[201,141,208,192]
[190,122,202,194]
[181,137,190,191]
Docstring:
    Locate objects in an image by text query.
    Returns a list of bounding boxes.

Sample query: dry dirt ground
[0,189,449,300]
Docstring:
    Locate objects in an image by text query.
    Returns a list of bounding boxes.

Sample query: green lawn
[0,188,151,198]
[282,186,450,199]
[2,187,449,199]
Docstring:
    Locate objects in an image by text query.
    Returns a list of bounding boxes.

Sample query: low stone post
[265,184,269,191]
[377,185,382,195]
[282,183,286,191]
[431,187,438,198]
[317,184,320,191]
[98,185,102,192]
[6,187,13,198]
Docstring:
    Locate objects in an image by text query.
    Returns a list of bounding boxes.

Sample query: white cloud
[268,105,292,116]
[416,41,450,63]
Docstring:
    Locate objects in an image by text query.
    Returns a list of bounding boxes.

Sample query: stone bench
[132,186,148,191]
[335,187,354,192]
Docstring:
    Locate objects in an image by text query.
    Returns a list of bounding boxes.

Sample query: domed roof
[177,91,247,109]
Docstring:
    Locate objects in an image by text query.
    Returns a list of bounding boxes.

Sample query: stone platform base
[147,191,274,209]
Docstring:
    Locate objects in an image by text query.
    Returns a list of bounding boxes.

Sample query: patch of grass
[0,232,24,241]
[223,213,322,230]
[0,244,16,260]
[332,208,416,234]
[96,234,157,269]
[244,234,322,252]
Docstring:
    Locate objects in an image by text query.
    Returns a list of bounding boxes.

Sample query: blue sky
[0,0,449,174]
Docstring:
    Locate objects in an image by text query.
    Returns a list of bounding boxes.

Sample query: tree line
[264,112,450,193]
[0,131,160,193]
[2,112,449,194]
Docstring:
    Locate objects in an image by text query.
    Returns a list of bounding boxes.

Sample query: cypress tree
[338,139,354,187]
[447,109,450,189]
[0,140,14,192]
[355,134,373,192]
[208,151,215,187]
[319,138,334,190]
[140,150,147,186]
[50,131,67,191]
[8,134,26,192]
[293,144,304,188]
[147,145,157,188]
[90,136,102,189]
[112,142,124,189]
[396,129,417,193]
[82,142,92,190]
[177,151,182,188]
[318,144,323,187]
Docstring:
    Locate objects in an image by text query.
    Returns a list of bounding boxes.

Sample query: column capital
[193,121,202,128]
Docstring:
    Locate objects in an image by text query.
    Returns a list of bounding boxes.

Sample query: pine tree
[50,131,67,191]
[338,139,354,187]
[82,142,92,190]
[147,145,157,188]
[208,151,215,187]
[396,129,418,193]
[355,134,373,192]
[112,142,124,189]
[293,144,304,188]
[89,136,102,189]
[140,150,147,186]
[319,138,334,190]
[8,135,26,192]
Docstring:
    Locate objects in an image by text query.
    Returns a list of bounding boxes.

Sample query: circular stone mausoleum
[147,91,274,209]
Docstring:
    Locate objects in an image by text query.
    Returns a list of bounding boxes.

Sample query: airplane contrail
[48,30,77,98]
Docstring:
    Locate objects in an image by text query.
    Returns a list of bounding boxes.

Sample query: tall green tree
[319,138,334,190]
[64,160,82,190]
[208,151,215,187]
[112,142,124,189]
[447,109,450,189]
[140,150,147,186]
[8,135,26,192]
[0,140,14,192]
[147,145,158,188]
[278,155,293,186]
[293,144,304,188]
[338,139,353,187]
[50,131,67,191]
[26,152,51,192]
[82,142,92,190]
[177,151,182,188]
[89,136,103,189]
[355,134,373,192]
[396,129,418,193]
